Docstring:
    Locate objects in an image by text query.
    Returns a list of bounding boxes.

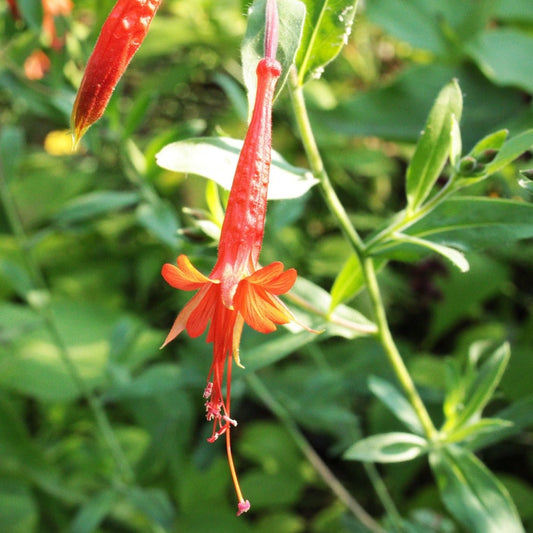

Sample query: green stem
[289,68,365,257]
[288,69,436,440]
[247,374,386,533]
[365,177,459,253]
[363,463,404,532]
[0,161,134,485]
[361,257,436,438]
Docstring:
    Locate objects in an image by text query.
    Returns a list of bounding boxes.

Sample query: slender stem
[363,463,404,532]
[365,177,459,252]
[0,160,134,485]
[289,68,365,257]
[361,257,436,438]
[288,69,436,439]
[247,374,386,533]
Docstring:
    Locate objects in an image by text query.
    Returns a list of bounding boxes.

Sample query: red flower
[71,0,162,145]
[160,7,309,509]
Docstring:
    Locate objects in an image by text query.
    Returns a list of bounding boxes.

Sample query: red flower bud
[71,0,162,145]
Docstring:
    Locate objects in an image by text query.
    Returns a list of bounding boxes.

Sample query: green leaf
[484,129,533,176]
[405,197,533,251]
[156,136,318,199]
[54,191,141,225]
[0,126,24,183]
[289,276,376,338]
[136,200,180,248]
[295,0,359,85]
[242,0,306,110]
[445,418,513,445]
[344,432,428,463]
[466,29,533,93]
[368,376,424,435]
[70,490,119,533]
[330,254,387,310]
[468,129,508,158]
[17,0,43,30]
[446,343,510,432]
[466,395,533,452]
[406,80,463,212]
[430,446,524,533]
[391,233,469,272]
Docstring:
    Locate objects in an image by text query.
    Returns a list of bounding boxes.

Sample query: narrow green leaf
[344,432,428,463]
[450,343,510,431]
[468,129,508,158]
[296,0,359,85]
[406,80,462,212]
[392,233,469,272]
[466,395,533,452]
[484,129,533,176]
[242,0,306,110]
[330,254,386,310]
[329,254,363,310]
[368,376,424,435]
[405,197,533,251]
[445,418,513,445]
[290,276,376,338]
[54,191,141,225]
[430,446,524,533]
[70,490,119,533]
[156,137,318,200]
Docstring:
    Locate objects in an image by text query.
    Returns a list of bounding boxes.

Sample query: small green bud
[476,149,498,164]
[458,156,477,175]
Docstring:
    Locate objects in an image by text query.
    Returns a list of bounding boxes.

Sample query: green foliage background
[1,0,533,531]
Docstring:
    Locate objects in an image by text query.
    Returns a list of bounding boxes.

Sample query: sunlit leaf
[368,376,424,435]
[406,80,463,212]
[242,0,306,110]
[296,0,359,85]
[156,137,318,200]
[430,446,524,533]
[344,432,428,463]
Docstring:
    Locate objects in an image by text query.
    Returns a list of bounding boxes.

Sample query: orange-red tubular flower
[70,0,162,145]
[161,56,287,516]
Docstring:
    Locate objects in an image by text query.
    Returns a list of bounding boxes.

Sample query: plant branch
[288,68,437,440]
[247,374,386,533]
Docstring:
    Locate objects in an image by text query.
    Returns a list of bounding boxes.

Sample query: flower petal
[234,281,294,333]
[162,255,212,291]
[247,262,297,295]
[160,289,206,347]
[187,284,219,337]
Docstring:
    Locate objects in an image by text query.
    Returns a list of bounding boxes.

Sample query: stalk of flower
[161,0,309,516]
[70,0,162,146]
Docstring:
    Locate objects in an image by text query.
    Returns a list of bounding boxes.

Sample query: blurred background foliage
[0,0,532,531]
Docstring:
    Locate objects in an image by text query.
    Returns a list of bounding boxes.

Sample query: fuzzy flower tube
[71,0,162,145]
[161,0,308,516]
